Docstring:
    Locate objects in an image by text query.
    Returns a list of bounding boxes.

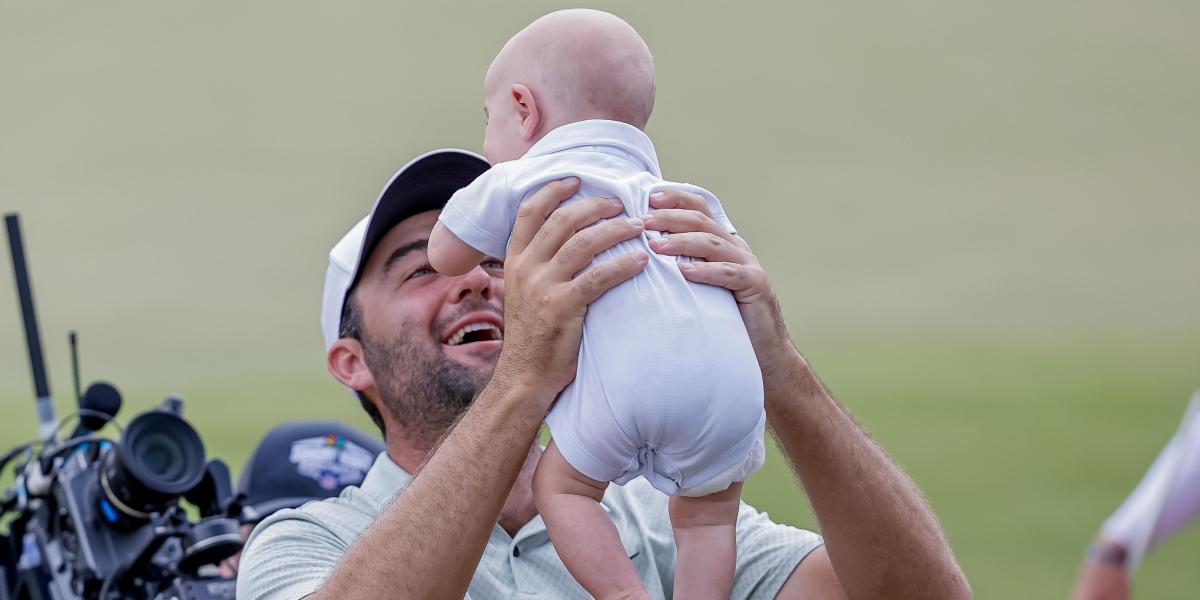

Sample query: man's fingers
[648,188,711,216]
[677,260,755,292]
[642,208,735,240]
[572,251,649,305]
[510,177,581,256]
[526,196,625,262]
[648,231,750,264]
[552,217,645,277]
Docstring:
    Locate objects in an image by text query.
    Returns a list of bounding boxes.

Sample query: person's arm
[1101,394,1200,558]
[433,163,521,276]
[1072,393,1200,600]
[310,179,648,600]
[643,190,970,599]
[428,221,485,276]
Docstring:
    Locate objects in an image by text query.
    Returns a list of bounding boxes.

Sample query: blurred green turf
[744,336,1200,598]
[1,1,1198,597]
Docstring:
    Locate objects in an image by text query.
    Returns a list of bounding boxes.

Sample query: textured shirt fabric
[236,452,823,599]
[439,119,766,496]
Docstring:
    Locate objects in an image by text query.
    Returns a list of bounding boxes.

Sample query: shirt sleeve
[730,503,825,599]
[1101,392,1200,566]
[236,511,349,600]
[438,165,517,259]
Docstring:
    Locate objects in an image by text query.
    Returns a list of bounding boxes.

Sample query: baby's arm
[433,164,518,275]
[429,221,486,276]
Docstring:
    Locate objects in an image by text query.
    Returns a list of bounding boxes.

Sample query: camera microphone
[33,382,123,481]
[70,381,123,439]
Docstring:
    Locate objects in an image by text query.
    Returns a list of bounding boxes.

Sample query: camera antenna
[70,331,82,403]
[5,213,58,442]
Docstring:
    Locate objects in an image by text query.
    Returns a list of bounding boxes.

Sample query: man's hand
[643,189,770,304]
[642,189,793,384]
[497,177,648,399]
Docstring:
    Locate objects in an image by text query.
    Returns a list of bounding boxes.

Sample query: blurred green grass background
[1,1,1197,597]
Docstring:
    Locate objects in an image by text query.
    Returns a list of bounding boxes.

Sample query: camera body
[2,403,242,600]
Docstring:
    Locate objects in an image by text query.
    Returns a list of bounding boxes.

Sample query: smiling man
[235,150,969,599]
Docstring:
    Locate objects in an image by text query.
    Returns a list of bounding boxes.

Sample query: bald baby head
[481,9,656,163]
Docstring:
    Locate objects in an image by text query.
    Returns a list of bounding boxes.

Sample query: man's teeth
[446,322,503,346]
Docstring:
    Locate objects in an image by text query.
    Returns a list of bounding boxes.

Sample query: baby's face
[481,82,528,165]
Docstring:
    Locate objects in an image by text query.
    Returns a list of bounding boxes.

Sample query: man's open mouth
[444,321,504,346]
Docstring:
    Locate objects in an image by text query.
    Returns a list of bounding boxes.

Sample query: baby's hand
[429,221,486,276]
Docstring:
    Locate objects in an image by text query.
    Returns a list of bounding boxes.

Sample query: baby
[429,9,764,600]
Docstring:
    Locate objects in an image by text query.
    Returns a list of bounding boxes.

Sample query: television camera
[0,214,242,599]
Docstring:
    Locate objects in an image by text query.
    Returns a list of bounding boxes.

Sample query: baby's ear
[511,84,541,141]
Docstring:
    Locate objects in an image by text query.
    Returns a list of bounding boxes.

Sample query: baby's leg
[669,482,743,600]
[533,441,649,600]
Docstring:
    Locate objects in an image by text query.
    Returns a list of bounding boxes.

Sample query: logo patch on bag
[288,434,375,490]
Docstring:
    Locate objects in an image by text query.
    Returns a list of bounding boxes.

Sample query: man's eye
[481,259,504,270]
[406,266,435,280]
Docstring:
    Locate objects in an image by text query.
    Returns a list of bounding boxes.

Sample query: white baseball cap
[320,149,490,352]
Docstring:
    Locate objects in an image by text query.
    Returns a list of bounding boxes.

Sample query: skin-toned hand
[641,189,793,382]
[1071,539,1131,600]
[642,190,768,303]
[496,176,649,397]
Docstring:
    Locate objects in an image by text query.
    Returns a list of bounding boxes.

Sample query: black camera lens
[101,411,206,519]
[133,432,186,480]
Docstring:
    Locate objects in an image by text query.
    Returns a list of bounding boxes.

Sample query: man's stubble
[360,301,499,448]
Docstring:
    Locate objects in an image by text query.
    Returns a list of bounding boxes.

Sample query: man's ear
[511,83,541,141]
[327,338,375,393]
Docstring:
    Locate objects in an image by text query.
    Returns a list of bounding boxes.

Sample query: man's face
[351,211,505,441]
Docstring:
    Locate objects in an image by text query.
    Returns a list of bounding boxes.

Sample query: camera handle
[98,508,189,597]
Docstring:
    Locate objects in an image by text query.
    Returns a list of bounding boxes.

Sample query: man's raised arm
[310,180,648,599]
[644,191,971,599]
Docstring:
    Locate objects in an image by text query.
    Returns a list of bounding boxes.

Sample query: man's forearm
[766,344,970,599]
[636,190,968,597]
[313,376,551,599]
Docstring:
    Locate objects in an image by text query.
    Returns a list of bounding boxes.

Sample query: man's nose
[447,266,493,303]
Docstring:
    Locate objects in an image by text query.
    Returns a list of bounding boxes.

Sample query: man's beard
[360,308,496,447]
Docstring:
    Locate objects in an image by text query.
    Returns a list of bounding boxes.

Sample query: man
[237,149,970,599]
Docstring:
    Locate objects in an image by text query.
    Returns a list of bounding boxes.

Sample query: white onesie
[439,119,765,497]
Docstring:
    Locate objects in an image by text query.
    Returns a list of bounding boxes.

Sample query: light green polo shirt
[237,453,822,599]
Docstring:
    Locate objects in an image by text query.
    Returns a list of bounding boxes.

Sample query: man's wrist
[759,340,809,396]
[486,356,560,416]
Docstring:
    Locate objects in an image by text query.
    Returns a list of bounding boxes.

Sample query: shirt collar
[523,119,662,179]
[360,452,413,504]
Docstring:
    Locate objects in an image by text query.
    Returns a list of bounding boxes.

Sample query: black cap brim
[352,150,490,293]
